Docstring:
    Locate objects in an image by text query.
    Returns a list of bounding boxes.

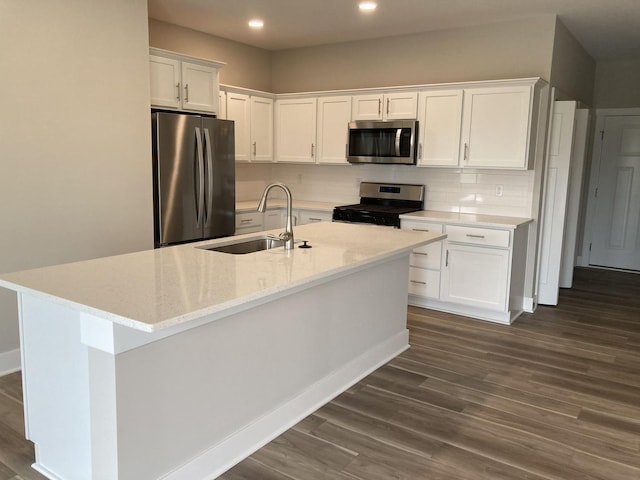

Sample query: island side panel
[19,294,92,480]
[101,255,411,479]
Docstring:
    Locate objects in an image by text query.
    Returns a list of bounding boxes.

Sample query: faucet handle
[278,231,293,242]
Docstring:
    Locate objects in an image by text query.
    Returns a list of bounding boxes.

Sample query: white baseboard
[0,348,21,376]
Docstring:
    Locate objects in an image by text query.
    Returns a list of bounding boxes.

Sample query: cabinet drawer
[409,267,440,299]
[298,210,332,225]
[410,242,442,270]
[446,225,510,248]
[235,212,263,231]
[401,220,444,234]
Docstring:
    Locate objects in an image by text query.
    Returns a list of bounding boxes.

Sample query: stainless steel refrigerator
[152,111,235,247]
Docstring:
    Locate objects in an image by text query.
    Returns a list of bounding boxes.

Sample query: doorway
[584,112,640,272]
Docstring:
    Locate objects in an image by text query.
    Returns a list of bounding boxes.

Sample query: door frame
[579,108,640,268]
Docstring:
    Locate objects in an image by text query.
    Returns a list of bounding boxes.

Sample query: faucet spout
[258,183,294,250]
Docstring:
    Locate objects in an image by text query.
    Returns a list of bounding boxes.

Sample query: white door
[317,96,351,164]
[559,109,590,287]
[226,93,251,162]
[149,55,181,109]
[416,90,463,167]
[275,98,317,163]
[538,101,576,305]
[181,61,217,113]
[250,96,274,162]
[460,85,532,169]
[589,116,640,271]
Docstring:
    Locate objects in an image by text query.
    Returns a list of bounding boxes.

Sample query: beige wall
[593,56,640,108]
[0,0,153,369]
[549,20,596,105]
[149,19,273,92]
[271,16,556,93]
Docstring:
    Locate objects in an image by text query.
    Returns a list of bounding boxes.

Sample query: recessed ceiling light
[359,1,377,11]
[248,19,264,29]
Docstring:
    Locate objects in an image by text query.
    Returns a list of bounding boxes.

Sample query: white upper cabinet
[226,92,251,161]
[149,55,181,110]
[417,80,539,170]
[460,84,534,169]
[316,96,352,164]
[225,91,274,162]
[351,91,418,121]
[250,96,274,162]
[417,90,463,167]
[275,97,317,163]
[180,62,218,113]
[149,48,223,114]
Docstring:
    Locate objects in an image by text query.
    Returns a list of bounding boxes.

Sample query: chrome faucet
[257,183,294,250]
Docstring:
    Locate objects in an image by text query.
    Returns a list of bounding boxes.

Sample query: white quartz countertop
[236,200,335,213]
[400,210,533,229]
[0,222,444,333]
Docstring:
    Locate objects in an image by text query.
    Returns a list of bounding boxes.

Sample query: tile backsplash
[237,163,535,218]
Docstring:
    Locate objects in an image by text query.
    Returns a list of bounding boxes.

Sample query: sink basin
[201,236,285,255]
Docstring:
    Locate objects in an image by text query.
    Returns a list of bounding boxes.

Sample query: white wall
[271,16,556,93]
[593,55,640,108]
[149,19,273,92]
[0,0,153,373]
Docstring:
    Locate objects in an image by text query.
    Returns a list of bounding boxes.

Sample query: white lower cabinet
[235,211,263,234]
[298,209,332,225]
[263,209,283,230]
[441,242,509,311]
[402,221,443,300]
[401,217,530,324]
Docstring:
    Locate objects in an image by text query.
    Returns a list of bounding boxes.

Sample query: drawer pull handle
[412,228,430,232]
[308,217,322,222]
[410,280,427,285]
[466,234,485,239]
[413,252,428,256]
[240,219,253,224]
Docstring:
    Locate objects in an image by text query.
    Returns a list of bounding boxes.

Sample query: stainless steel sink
[201,236,285,254]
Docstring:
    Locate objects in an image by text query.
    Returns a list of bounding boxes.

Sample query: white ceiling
[147,0,640,60]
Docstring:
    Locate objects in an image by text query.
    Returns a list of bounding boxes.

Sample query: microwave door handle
[195,127,205,227]
[203,128,214,226]
[395,128,402,157]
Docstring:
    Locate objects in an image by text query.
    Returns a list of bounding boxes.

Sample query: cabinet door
[181,61,218,113]
[417,90,463,167]
[251,96,274,162]
[317,96,351,164]
[275,98,317,163]
[460,85,532,169]
[351,94,383,121]
[263,209,283,230]
[226,93,251,162]
[441,244,509,311]
[384,91,418,120]
[218,91,227,119]
[149,55,181,109]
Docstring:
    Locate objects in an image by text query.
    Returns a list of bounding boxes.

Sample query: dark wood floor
[1,267,639,480]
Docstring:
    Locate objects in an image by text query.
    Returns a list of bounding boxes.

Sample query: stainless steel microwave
[347,120,418,165]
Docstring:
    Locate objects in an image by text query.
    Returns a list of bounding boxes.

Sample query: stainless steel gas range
[332,182,425,228]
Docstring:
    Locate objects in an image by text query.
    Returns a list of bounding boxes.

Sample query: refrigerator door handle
[195,127,205,227]
[203,128,214,226]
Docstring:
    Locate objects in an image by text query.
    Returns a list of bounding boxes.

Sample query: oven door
[347,120,418,165]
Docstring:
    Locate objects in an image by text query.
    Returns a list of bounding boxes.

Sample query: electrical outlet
[495,185,504,197]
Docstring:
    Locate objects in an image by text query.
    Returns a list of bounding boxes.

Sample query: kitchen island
[0,222,444,480]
